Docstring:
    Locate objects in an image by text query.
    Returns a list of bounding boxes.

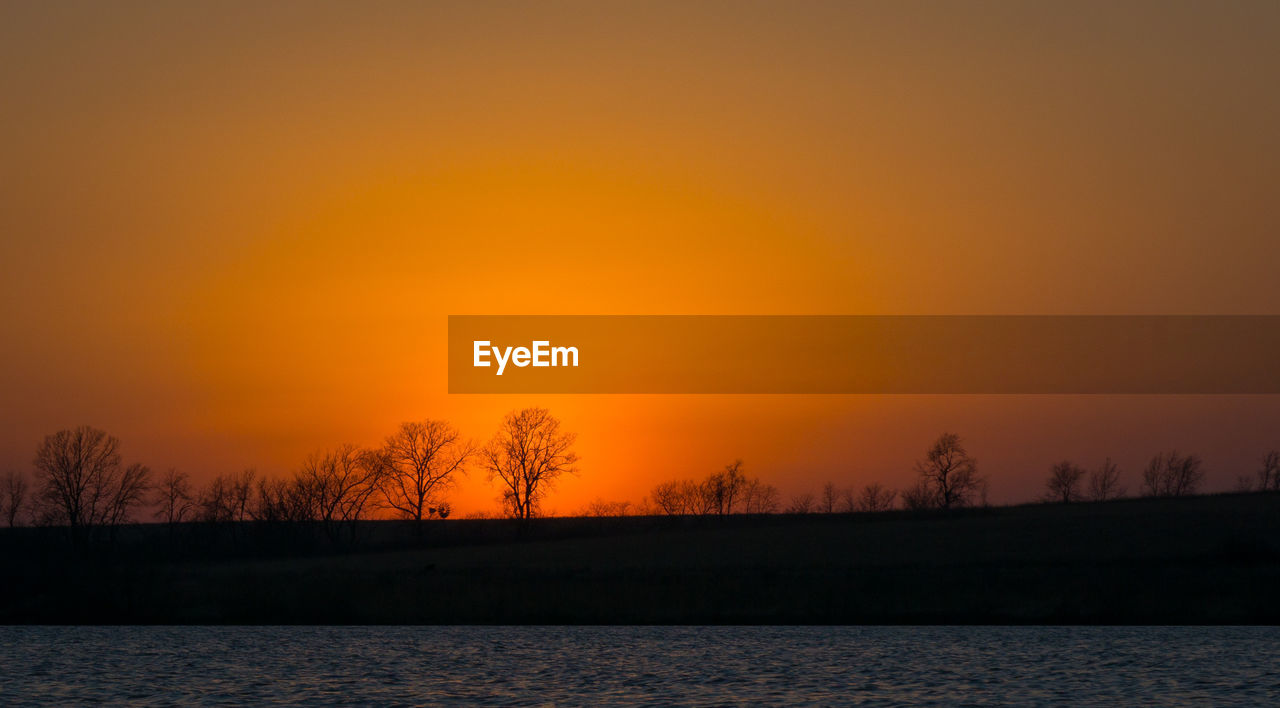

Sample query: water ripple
[0,626,1277,705]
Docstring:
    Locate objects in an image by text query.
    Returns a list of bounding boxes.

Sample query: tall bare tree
[1088,458,1125,501]
[1044,460,1086,503]
[3,470,27,527]
[1141,451,1205,497]
[382,420,474,521]
[914,433,982,509]
[32,426,152,536]
[483,408,578,520]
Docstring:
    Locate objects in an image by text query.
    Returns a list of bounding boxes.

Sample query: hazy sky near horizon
[3,1,1279,513]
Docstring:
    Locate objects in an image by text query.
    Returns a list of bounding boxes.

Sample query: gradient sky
[3,1,1279,515]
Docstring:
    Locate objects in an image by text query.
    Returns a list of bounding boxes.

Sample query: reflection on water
[1,626,1276,705]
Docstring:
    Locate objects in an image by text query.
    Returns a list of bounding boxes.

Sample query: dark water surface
[1,626,1276,705]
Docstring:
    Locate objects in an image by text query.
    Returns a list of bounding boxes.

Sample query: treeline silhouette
[3,418,1279,556]
[1,407,576,549]
[635,433,1280,518]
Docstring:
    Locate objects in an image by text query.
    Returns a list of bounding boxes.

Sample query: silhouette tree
[1044,460,1086,503]
[1088,458,1125,501]
[580,499,631,517]
[197,476,228,523]
[197,471,253,524]
[1257,451,1280,492]
[706,460,748,515]
[651,463,779,516]
[298,444,385,541]
[254,476,313,523]
[483,408,578,520]
[382,420,474,522]
[3,470,27,527]
[153,468,195,533]
[914,433,982,509]
[741,478,781,513]
[1141,451,1205,497]
[820,482,842,513]
[650,480,685,515]
[900,479,935,510]
[32,426,152,541]
[787,492,816,513]
[857,482,898,512]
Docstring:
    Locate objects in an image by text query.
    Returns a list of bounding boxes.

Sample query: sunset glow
[3,1,1279,517]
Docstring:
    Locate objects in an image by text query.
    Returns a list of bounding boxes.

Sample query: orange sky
[3,1,1279,515]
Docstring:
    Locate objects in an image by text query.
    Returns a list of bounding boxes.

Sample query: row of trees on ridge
[2,408,577,542]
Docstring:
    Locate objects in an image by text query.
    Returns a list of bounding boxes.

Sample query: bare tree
[1044,460,1086,503]
[32,426,153,538]
[1257,451,1280,492]
[298,445,385,541]
[4,470,27,527]
[653,478,717,515]
[153,468,195,531]
[787,492,816,513]
[105,463,152,529]
[706,460,748,515]
[1141,451,1205,497]
[650,480,685,515]
[742,478,781,513]
[197,474,234,523]
[229,469,256,523]
[382,420,474,521]
[914,433,982,509]
[900,478,936,511]
[254,476,313,523]
[483,408,579,520]
[820,482,842,513]
[580,499,631,517]
[838,486,857,512]
[857,482,898,512]
[1088,458,1125,501]
[653,466,778,516]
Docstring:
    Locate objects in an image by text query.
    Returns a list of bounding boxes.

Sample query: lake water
[1,626,1276,705]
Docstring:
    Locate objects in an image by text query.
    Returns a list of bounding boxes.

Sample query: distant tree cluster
[1237,451,1280,493]
[1035,449,1278,503]
[650,460,781,516]
[7,408,577,543]
[648,434,988,517]
[1042,458,1125,503]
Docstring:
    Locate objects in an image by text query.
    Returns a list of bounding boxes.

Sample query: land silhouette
[2,417,1279,623]
[1,492,1278,624]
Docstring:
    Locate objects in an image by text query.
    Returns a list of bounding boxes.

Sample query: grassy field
[3,493,1278,623]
